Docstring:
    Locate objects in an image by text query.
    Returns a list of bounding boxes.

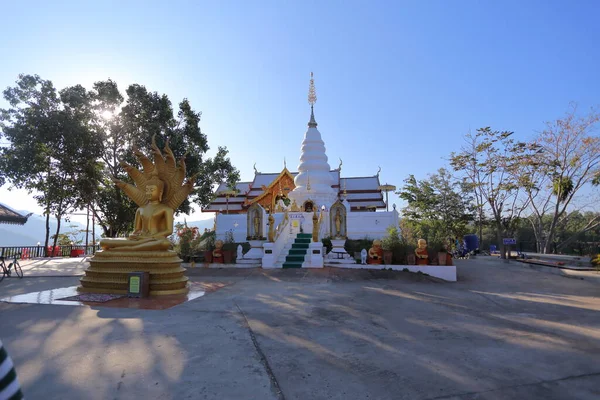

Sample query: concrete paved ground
[0,257,599,400]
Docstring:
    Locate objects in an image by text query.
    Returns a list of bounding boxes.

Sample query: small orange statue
[415,239,428,265]
[368,240,383,264]
[212,239,224,263]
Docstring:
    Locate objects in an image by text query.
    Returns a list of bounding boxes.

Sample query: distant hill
[0,209,215,246]
[174,218,214,233]
[0,210,99,246]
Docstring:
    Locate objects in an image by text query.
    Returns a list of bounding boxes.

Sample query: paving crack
[235,301,286,400]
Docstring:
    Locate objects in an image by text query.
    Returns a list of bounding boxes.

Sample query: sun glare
[101,110,113,120]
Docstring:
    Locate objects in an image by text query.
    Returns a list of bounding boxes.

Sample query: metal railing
[0,245,100,259]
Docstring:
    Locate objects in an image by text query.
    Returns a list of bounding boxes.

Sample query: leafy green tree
[0,75,103,250]
[450,128,537,258]
[397,168,474,249]
[518,104,600,253]
[91,81,240,237]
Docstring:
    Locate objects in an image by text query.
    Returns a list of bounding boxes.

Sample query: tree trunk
[478,217,483,254]
[44,210,50,254]
[496,225,505,259]
[85,204,90,248]
[53,215,62,255]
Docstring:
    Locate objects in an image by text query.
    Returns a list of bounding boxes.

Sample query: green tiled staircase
[282,233,312,268]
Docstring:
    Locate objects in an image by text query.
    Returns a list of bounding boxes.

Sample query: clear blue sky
[1,0,599,221]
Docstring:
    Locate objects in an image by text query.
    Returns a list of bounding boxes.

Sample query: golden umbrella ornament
[219,189,238,214]
[378,184,397,212]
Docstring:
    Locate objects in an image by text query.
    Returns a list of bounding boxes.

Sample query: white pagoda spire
[288,72,337,208]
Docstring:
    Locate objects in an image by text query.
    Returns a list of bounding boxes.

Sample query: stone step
[282,262,303,268]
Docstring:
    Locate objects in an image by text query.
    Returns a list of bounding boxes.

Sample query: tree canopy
[0,74,240,243]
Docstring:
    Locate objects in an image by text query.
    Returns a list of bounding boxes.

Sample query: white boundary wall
[215,209,399,242]
[346,210,399,239]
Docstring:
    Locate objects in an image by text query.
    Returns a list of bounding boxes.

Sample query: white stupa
[287,73,338,209]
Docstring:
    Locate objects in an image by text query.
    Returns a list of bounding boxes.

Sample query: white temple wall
[215,210,398,242]
[215,213,286,243]
[215,214,247,242]
[346,210,399,240]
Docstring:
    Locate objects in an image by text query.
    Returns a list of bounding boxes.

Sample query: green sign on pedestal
[128,272,150,298]
[129,276,140,294]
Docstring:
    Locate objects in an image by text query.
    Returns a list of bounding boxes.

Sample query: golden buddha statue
[99,136,196,252]
[415,239,429,265]
[368,239,383,264]
[312,209,319,242]
[212,239,224,263]
[79,135,196,296]
[290,199,300,212]
[334,210,342,237]
[267,212,275,242]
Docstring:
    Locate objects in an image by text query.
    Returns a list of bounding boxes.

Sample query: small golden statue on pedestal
[79,135,196,296]
[312,209,319,242]
[415,239,429,265]
[267,212,275,242]
[368,240,383,264]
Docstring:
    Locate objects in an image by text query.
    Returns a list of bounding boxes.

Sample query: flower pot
[438,252,447,266]
[223,250,234,264]
[383,250,393,265]
[203,250,213,263]
[407,254,416,265]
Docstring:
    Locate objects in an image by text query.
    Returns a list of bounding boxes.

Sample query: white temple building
[197,74,457,281]
[203,73,399,245]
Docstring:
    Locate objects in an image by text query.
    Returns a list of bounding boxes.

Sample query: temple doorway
[303,200,314,213]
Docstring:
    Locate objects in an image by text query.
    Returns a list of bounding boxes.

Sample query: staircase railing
[275,210,289,242]
[271,212,292,264]
[318,210,327,241]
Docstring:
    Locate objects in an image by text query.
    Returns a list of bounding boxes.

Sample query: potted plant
[175,222,199,262]
[381,226,401,265]
[222,229,236,264]
[437,243,448,266]
[203,231,216,263]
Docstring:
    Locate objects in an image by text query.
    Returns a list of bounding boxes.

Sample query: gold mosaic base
[78,250,189,296]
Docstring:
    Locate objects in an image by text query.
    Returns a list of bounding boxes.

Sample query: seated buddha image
[415,239,429,265]
[100,135,196,252]
[368,239,383,264]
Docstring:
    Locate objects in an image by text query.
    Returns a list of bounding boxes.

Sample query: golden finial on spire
[283,157,287,169]
[308,72,317,106]
[307,173,311,191]
[308,72,318,128]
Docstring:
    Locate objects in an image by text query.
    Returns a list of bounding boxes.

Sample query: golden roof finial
[308,72,317,106]
[283,157,287,169]
[308,72,318,128]
[307,173,311,191]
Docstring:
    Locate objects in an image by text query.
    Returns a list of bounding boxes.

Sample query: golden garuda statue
[100,135,196,252]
